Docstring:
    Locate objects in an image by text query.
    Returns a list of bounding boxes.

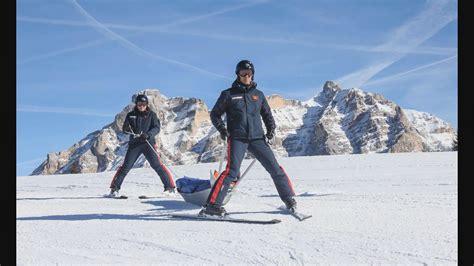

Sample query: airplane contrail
[17,104,115,117]
[336,0,457,88]
[363,54,457,87]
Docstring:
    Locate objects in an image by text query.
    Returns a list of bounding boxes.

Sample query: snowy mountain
[272,81,455,156]
[32,81,456,175]
[32,90,221,175]
[18,152,458,264]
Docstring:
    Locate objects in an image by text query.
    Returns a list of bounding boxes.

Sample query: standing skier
[107,94,176,197]
[201,60,296,216]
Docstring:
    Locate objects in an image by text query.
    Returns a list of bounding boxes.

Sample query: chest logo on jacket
[251,95,259,101]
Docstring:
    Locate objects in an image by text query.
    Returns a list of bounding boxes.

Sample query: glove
[139,133,149,140]
[265,130,274,140]
[265,130,275,145]
[123,124,131,133]
[218,127,230,141]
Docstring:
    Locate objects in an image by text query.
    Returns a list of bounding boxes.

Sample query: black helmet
[135,94,148,104]
[235,60,254,75]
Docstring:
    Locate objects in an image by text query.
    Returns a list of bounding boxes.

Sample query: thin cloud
[336,0,457,88]
[17,16,320,47]
[328,43,456,56]
[17,1,268,69]
[17,104,115,117]
[17,157,45,166]
[68,0,237,80]
[18,0,270,32]
[156,29,456,57]
[147,0,270,30]
[18,16,455,57]
[18,16,95,27]
[363,54,457,88]
[18,37,111,65]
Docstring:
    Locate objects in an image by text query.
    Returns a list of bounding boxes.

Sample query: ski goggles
[238,69,253,77]
[136,102,148,107]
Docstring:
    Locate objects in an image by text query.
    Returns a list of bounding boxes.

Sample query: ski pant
[110,142,175,191]
[206,138,295,207]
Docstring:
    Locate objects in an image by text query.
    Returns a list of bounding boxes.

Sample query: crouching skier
[107,94,176,198]
[201,60,297,216]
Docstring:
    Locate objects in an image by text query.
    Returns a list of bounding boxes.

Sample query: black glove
[265,130,274,140]
[139,133,149,140]
[265,130,275,144]
[123,124,131,133]
[218,127,230,141]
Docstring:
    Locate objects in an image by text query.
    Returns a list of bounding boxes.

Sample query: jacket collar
[133,106,150,115]
[231,79,257,93]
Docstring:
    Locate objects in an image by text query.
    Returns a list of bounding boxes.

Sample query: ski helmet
[235,60,254,75]
[135,94,148,104]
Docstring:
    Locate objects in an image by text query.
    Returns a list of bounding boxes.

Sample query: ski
[277,205,312,221]
[138,194,178,199]
[104,195,128,199]
[138,195,160,199]
[169,214,281,224]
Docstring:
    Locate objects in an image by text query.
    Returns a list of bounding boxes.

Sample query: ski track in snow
[17,152,457,264]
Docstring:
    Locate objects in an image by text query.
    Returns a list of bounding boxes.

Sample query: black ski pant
[110,142,175,191]
[206,138,295,207]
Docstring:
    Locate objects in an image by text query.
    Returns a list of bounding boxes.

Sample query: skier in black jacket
[202,60,296,216]
[107,94,175,197]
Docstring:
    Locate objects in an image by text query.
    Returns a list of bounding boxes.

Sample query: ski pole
[124,131,140,138]
[239,156,257,181]
[217,137,256,184]
[127,128,180,178]
[222,154,257,206]
[221,147,257,205]
[228,155,257,197]
[144,139,180,178]
[218,139,227,173]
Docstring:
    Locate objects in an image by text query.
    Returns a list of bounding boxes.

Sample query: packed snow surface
[17,152,457,264]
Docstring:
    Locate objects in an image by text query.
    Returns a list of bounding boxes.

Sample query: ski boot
[104,188,120,198]
[283,197,297,213]
[199,204,227,217]
[163,187,178,197]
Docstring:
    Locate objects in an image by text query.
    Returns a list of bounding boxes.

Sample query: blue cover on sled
[176,176,212,193]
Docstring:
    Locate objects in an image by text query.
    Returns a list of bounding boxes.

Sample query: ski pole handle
[124,131,140,138]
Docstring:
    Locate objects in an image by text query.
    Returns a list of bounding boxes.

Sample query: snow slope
[17,152,457,264]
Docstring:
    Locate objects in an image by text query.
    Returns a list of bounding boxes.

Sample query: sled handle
[239,157,257,181]
[218,139,227,174]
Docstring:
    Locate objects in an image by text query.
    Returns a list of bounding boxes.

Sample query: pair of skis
[170,213,282,224]
[170,206,312,224]
[105,194,311,224]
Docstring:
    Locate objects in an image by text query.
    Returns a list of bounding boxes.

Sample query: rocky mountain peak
[31,84,456,175]
[322,80,341,97]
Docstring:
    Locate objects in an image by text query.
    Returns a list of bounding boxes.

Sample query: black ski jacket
[122,107,160,146]
[210,80,276,140]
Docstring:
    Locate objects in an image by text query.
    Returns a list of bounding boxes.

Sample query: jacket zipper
[244,92,250,139]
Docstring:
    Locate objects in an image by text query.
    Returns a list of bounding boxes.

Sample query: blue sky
[17,0,457,176]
